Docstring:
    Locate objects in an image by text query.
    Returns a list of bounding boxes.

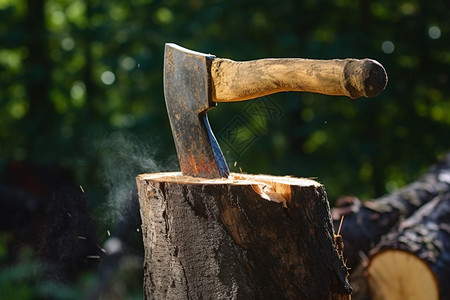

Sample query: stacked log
[367,193,450,299]
[332,154,450,269]
[331,154,450,299]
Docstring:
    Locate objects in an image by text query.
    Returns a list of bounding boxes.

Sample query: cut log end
[137,172,321,208]
[367,249,439,300]
[137,172,321,186]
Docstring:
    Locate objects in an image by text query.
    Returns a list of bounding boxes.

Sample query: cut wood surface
[367,193,450,300]
[367,250,439,300]
[137,172,351,300]
[331,154,450,269]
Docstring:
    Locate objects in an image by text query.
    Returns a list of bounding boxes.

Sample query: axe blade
[164,43,229,178]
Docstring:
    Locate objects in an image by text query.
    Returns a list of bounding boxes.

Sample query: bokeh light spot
[101,71,116,85]
[428,26,441,39]
[382,41,395,54]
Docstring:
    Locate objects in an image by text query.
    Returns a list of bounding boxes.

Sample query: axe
[164,43,387,179]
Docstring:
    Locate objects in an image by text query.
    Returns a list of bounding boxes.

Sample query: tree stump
[366,193,450,300]
[136,172,351,299]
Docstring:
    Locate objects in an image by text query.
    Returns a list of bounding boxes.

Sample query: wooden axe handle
[211,58,387,101]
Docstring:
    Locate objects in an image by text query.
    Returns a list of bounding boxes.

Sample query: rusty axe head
[163,43,388,179]
[164,43,229,179]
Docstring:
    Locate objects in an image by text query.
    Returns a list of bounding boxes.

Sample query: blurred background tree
[1,0,449,297]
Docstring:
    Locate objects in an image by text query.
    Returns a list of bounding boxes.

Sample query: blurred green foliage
[1,0,449,200]
[0,232,82,299]
[1,0,450,296]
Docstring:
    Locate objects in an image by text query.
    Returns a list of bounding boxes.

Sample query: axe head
[164,43,229,179]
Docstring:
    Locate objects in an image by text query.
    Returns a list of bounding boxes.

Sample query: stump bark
[137,172,352,299]
[366,193,450,300]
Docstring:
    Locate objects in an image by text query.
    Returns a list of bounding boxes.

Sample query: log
[331,153,450,268]
[366,193,450,300]
[136,172,352,299]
